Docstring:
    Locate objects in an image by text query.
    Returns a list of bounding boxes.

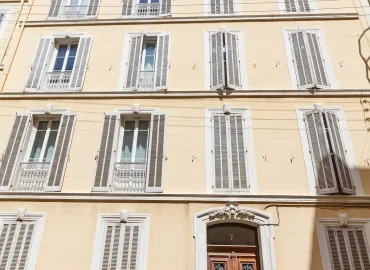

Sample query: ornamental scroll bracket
[209,202,255,221]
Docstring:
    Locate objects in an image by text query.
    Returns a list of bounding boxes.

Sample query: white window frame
[0,10,9,45]
[282,28,336,90]
[50,43,79,72]
[205,107,257,194]
[204,29,248,91]
[203,0,241,15]
[296,106,363,195]
[277,0,317,13]
[0,212,46,270]
[141,41,156,71]
[316,217,370,270]
[90,212,150,270]
[360,0,370,27]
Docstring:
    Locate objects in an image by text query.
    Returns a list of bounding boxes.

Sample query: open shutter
[304,110,338,194]
[289,31,314,89]
[210,0,221,14]
[0,114,30,191]
[70,36,92,90]
[101,224,121,270]
[146,113,166,192]
[225,32,241,90]
[325,110,355,194]
[154,34,170,90]
[306,32,329,88]
[45,113,76,191]
[125,35,143,90]
[93,114,119,192]
[48,0,63,18]
[297,0,310,12]
[120,225,140,269]
[210,32,225,90]
[213,114,229,190]
[25,37,53,90]
[122,0,133,16]
[284,0,297,12]
[160,0,171,15]
[87,0,100,17]
[223,0,234,14]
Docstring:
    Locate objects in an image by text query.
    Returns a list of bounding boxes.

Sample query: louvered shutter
[46,113,76,191]
[297,0,310,12]
[223,0,234,14]
[284,0,297,12]
[210,0,221,14]
[304,110,338,194]
[48,0,63,18]
[160,0,171,15]
[154,34,170,90]
[146,113,166,192]
[210,32,225,90]
[125,35,143,90]
[101,224,121,270]
[225,32,241,90]
[0,114,30,191]
[93,114,119,192]
[25,37,53,90]
[120,225,140,269]
[354,228,370,268]
[213,114,229,190]
[122,0,133,16]
[0,222,17,268]
[87,0,100,17]
[70,36,92,90]
[306,32,329,88]
[325,111,355,194]
[289,31,314,89]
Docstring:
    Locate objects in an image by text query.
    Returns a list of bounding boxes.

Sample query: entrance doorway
[207,223,260,270]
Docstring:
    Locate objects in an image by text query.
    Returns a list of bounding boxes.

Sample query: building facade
[0,0,369,268]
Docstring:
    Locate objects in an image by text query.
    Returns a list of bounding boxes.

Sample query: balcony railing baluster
[59,5,88,20]
[112,163,147,192]
[41,71,72,92]
[134,3,160,17]
[137,70,155,91]
[15,162,50,192]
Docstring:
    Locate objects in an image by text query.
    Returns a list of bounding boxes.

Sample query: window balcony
[14,162,50,192]
[134,3,160,17]
[137,70,155,91]
[59,5,88,20]
[112,162,147,193]
[41,71,72,92]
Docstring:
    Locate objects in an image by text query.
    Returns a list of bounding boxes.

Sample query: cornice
[23,13,359,27]
[1,89,370,100]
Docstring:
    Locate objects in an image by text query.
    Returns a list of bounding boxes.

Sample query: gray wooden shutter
[25,37,53,90]
[0,114,30,191]
[213,114,229,190]
[46,113,76,191]
[327,228,351,270]
[297,0,310,12]
[306,32,329,88]
[304,110,338,194]
[223,0,234,14]
[284,0,297,12]
[125,35,143,90]
[101,224,121,270]
[353,229,370,269]
[122,0,133,16]
[210,0,221,14]
[0,222,17,268]
[120,225,140,269]
[160,0,171,15]
[154,35,170,90]
[48,0,63,18]
[93,114,119,192]
[229,115,248,190]
[210,32,225,90]
[70,36,92,90]
[87,0,100,17]
[146,113,166,192]
[325,110,355,194]
[225,32,241,90]
[289,31,314,89]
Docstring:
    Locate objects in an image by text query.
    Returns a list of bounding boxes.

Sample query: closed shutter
[306,32,329,88]
[297,0,310,12]
[225,32,241,90]
[210,0,221,14]
[93,114,119,192]
[121,225,140,270]
[25,37,53,90]
[160,0,171,15]
[122,0,133,16]
[48,0,63,18]
[325,110,355,194]
[0,114,30,191]
[70,36,92,90]
[355,229,370,269]
[213,114,229,190]
[46,113,76,191]
[101,224,121,270]
[154,35,170,90]
[284,0,297,12]
[289,31,314,89]
[87,0,100,17]
[223,0,234,14]
[146,113,166,192]
[304,110,338,194]
[125,35,143,90]
[210,32,224,90]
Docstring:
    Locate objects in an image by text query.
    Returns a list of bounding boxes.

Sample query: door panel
[208,254,258,270]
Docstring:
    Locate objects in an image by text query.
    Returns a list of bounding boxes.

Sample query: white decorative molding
[44,104,53,114]
[16,207,26,221]
[222,103,231,114]
[120,209,129,223]
[209,201,255,221]
[132,104,140,115]
[338,213,348,227]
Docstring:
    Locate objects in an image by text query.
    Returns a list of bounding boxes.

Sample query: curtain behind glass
[29,121,48,162]
[43,121,60,162]
[135,121,149,162]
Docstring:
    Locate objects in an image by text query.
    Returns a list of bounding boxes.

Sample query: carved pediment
[209,202,255,221]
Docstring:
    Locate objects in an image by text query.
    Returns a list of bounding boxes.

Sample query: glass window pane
[139,0,149,3]
[43,121,60,162]
[135,121,149,163]
[53,58,64,71]
[81,0,89,5]
[65,44,78,71]
[70,0,79,5]
[53,45,68,71]
[143,44,156,70]
[69,44,78,57]
[121,121,135,163]
[29,121,49,162]
[151,0,160,3]
[207,223,258,246]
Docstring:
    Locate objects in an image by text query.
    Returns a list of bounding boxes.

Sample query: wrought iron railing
[59,5,88,20]
[134,3,160,17]
[112,163,147,192]
[41,71,72,92]
[137,70,155,91]
[14,162,50,192]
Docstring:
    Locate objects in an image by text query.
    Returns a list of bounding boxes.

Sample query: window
[123,33,170,91]
[296,105,363,195]
[25,35,92,92]
[122,0,171,17]
[280,0,312,13]
[206,0,236,15]
[93,110,166,193]
[283,29,334,90]
[0,111,76,192]
[90,213,150,270]
[47,0,99,19]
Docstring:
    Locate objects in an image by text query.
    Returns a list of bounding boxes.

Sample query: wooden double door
[208,252,259,270]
